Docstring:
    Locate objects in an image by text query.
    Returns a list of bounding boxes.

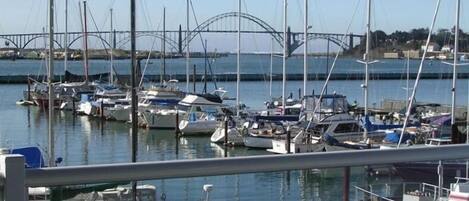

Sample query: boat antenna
[303,0,361,130]
[64,0,68,82]
[110,8,114,85]
[185,0,190,92]
[282,0,287,115]
[303,0,308,99]
[397,0,441,148]
[236,0,241,116]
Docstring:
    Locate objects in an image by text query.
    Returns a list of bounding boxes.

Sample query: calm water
[0,57,466,200]
[1,54,464,76]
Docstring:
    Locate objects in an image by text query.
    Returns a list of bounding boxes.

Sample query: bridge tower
[113,30,117,49]
[349,33,354,51]
[178,25,183,54]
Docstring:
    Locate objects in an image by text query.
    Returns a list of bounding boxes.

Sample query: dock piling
[343,166,350,201]
[175,109,180,137]
[286,126,291,154]
[27,77,31,101]
[224,116,228,145]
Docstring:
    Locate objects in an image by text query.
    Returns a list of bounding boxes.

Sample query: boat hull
[268,140,326,154]
[243,135,273,149]
[210,127,244,145]
[179,120,219,135]
[105,107,130,122]
[141,110,182,129]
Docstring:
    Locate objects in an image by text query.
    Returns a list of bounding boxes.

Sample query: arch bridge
[0,12,363,56]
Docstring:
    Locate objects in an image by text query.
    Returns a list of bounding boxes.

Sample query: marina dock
[3,72,469,83]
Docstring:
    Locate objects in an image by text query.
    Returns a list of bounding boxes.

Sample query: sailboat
[392,0,469,187]
[136,8,186,128]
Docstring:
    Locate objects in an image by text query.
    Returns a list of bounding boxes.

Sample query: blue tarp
[11,147,45,168]
[252,115,299,122]
[361,115,420,132]
[149,99,180,106]
[383,131,415,144]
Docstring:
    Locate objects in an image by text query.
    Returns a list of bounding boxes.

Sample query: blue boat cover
[11,147,45,168]
[252,115,299,122]
[429,115,451,126]
[383,131,415,144]
[361,115,420,132]
[149,99,180,106]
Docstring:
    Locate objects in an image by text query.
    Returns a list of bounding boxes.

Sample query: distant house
[383,52,401,59]
[441,45,453,53]
[403,50,421,59]
[421,42,440,52]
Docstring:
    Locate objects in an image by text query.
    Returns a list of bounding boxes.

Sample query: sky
[0,0,467,52]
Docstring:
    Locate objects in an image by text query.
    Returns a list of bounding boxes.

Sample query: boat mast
[282,0,287,115]
[83,1,89,84]
[398,0,441,147]
[130,0,138,198]
[451,0,460,126]
[236,0,241,117]
[303,0,308,98]
[110,8,114,85]
[270,37,273,98]
[64,0,68,82]
[406,51,410,105]
[163,7,166,82]
[363,0,371,140]
[47,0,55,167]
[186,0,190,92]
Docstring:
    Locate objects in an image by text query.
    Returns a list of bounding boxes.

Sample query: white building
[421,42,440,52]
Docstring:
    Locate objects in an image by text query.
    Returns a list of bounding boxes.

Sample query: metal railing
[354,186,394,201]
[2,144,469,201]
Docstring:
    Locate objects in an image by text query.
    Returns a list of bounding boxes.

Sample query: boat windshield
[304,95,349,114]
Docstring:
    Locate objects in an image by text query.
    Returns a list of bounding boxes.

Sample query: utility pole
[110,8,114,85]
[64,0,68,81]
[186,0,190,92]
[130,0,138,199]
[48,0,55,168]
[303,0,308,98]
[282,0,287,115]
[236,0,241,117]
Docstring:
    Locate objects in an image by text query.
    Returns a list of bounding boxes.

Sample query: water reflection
[0,84,406,200]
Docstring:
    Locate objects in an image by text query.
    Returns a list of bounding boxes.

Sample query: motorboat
[269,94,387,154]
[57,82,95,111]
[210,117,245,146]
[139,81,186,128]
[78,84,127,116]
[178,90,227,136]
[243,115,300,149]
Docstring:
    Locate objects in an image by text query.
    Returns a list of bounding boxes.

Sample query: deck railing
[2,144,469,201]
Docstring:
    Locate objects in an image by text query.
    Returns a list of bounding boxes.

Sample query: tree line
[350,27,469,54]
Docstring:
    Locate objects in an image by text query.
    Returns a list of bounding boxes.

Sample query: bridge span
[0,12,364,55]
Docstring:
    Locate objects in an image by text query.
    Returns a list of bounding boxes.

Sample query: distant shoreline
[4,72,469,84]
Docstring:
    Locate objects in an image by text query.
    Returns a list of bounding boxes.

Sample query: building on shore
[383,52,402,59]
[403,50,421,59]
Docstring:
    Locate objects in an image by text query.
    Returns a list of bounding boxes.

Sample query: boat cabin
[303,94,349,121]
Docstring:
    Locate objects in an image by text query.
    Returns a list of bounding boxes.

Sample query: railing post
[0,154,26,201]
